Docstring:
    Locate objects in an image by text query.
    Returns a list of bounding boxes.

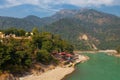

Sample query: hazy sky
[0,0,120,17]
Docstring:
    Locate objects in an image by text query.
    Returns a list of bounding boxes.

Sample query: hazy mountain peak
[54,8,103,18]
[58,9,77,13]
[54,9,76,17]
[57,8,96,14]
[24,15,41,19]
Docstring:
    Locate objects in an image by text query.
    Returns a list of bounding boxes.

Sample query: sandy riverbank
[75,50,120,58]
[20,67,74,80]
[74,50,117,54]
[19,55,89,80]
[98,50,117,54]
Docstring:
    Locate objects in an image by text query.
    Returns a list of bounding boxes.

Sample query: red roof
[59,52,66,55]
[58,52,73,57]
[66,54,72,57]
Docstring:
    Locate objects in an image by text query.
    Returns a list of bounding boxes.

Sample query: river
[64,52,120,80]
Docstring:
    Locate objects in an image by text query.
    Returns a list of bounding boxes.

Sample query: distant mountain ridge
[0,9,120,50]
[0,16,35,30]
[43,9,120,50]
[0,9,119,30]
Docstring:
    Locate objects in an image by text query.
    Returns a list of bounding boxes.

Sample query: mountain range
[0,9,120,50]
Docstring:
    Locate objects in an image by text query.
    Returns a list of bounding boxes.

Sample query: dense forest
[0,28,73,75]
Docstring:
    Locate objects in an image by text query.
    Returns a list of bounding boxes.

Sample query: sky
[0,0,120,18]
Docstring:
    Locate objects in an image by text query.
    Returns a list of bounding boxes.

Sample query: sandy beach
[19,55,89,80]
[20,67,74,80]
[74,50,117,54]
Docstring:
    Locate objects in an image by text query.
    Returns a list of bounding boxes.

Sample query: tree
[18,29,26,36]
[3,28,26,37]
[31,35,42,49]
[0,42,11,71]
[41,40,53,52]
[36,50,53,64]
[116,46,120,53]
[32,27,39,35]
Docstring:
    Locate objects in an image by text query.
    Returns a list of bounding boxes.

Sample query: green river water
[65,53,120,80]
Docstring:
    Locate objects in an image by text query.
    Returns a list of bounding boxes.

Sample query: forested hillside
[42,9,120,50]
[0,9,120,50]
[0,28,73,75]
